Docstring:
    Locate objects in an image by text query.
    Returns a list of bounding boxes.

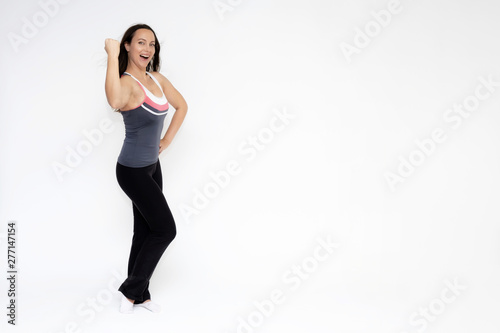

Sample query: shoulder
[149,71,165,81]
[119,74,138,95]
[149,71,173,88]
[119,74,136,89]
[120,73,135,83]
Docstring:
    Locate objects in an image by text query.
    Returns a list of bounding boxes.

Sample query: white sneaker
[119,295,134,314]
[135,300,161,313]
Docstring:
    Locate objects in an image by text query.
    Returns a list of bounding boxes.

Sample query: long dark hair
[118,24,161,76]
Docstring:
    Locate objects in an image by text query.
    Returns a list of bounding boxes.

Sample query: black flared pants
[116,160,176,304]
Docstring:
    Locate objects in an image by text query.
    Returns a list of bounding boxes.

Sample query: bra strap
[123,72,163,92]
[122,71,140,84]
[146,72,164,91]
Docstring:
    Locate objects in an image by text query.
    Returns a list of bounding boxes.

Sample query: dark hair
[118,24,161,75]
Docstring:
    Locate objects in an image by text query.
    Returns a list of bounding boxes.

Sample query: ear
[124,42,130,52]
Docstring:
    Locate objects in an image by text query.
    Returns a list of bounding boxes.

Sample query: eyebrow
[138,38,155,43]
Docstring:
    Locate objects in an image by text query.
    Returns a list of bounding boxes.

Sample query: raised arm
[104,38,131,110]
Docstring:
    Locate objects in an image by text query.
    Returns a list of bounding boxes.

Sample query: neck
[125,62,149,80]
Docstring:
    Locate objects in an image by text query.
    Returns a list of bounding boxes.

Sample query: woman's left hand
[159,138,171,155]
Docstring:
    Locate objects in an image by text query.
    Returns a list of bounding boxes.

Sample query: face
[125,28,156,69]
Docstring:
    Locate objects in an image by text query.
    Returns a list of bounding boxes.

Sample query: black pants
[116,160,176,304]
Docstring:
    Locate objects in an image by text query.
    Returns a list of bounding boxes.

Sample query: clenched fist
[104,38,120,58]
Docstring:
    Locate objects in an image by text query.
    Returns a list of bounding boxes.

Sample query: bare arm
[104,38,130,110]
[153,72,188,153]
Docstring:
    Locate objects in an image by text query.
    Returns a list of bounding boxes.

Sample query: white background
[1,0,500,332]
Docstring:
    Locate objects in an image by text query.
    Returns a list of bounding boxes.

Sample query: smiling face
[124,28,157,70]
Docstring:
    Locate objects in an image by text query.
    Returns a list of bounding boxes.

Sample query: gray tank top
[117,71,170,167]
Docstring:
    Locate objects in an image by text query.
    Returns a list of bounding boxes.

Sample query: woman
[104,23,187,314]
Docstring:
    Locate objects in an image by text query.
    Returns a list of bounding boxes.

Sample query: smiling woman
[104,23,188,314]
[117,25,160,75]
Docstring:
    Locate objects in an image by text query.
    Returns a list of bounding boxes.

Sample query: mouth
[140,54,150,61]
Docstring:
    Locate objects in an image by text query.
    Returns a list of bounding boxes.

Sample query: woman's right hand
[104,38,120,58]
